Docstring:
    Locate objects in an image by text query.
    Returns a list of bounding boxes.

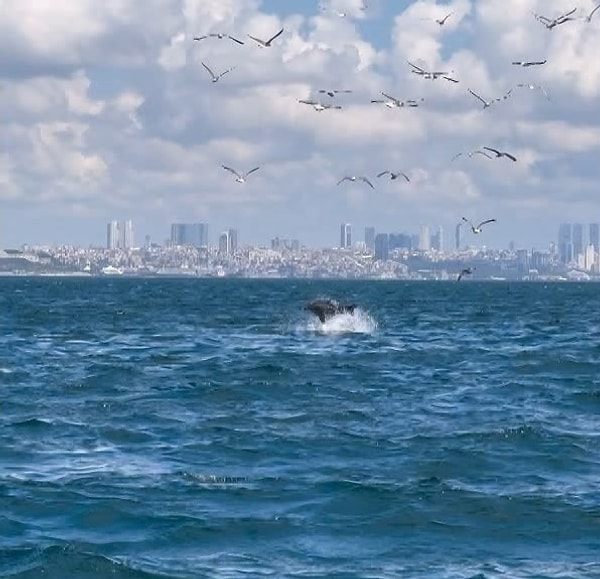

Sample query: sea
[1,277,599,579]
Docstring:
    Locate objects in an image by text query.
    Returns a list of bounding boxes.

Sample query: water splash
[304,308,378,335]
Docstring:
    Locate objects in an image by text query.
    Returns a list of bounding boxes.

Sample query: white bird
[483,146,517,162]
[318,89,352,98]
[377,170,410,182]
[513,83,550,101]
[298,99,342,111]
[512,60,547,67]
[193,33,244,45]
[337,176,375,189]
[222,165,260,183]
[201,62,234,83]
[462,217,496,234]
[534,8,577,29]
[247,27,284,47]
[371,92,421,109]
[408,62,459,83]
[584,3,600,22]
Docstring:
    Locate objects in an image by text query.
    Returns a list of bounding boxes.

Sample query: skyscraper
[589,223,599,252]
[374,233,389,261]
[121,220,134,250]
[218,231,229,255]
[418,225,430,251]
[572,223,583,262]
[107,221,119,250]
[340,223,351,248]
[171,223,209,247]
[364,226,375,253]
[228,228,238,254]
[431,226,443,251]
[558,223,572,264]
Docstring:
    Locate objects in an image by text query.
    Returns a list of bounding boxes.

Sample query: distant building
[590,223,599,253]
[418,225,430,251]
[557,223,572,264]
[431,226,443,251]
[171,223,208,247]
[107,221,119,250]
[364,226,375,253]
[572,223,583,262]
[228,228,238,254]
[107,220,133,250]
[340,223,352,248]
[218,232,229,255]
[121,220,134,250]
[389,233,412,251]
[374,233,389,261]
[455,222,462,251]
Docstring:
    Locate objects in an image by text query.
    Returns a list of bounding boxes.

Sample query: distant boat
[101,265,123,275]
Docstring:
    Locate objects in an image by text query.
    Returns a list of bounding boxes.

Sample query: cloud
[1,0,599,248]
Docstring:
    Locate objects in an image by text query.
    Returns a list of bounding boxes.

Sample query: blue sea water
[1,277,599,578]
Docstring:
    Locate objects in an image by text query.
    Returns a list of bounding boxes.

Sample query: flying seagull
[408,62,459,83]
[371,92,421,109]
[377,170,410,182]
[534,8,577,29]
[584,3,600,22]
[483,146,517,162]
[222,165,260,183]
[247,27,284,47]
[436,11,454,25]
[193,33,244,45]
[514,83,550,101]
[337,176,375,189]
[298,99,342,111]
[467,88,502,109]
[451,150,493,161]
[201,62,235,83]
[512,60,547,67]
[457,267,475,282]
[462,217,496,234]
[318,89,352,98]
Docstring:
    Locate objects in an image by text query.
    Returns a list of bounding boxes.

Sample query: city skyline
[0,1,599,249]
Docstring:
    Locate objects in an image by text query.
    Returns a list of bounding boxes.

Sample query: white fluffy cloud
[1,0,599,248]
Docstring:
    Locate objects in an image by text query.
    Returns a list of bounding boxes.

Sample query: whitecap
[303,308,378,335]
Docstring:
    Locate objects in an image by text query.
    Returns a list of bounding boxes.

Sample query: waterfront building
[364,227,375,253]
[171,223,208,247]
[340,223,351,249]
[418,225,430,251]
[374,233,389,261]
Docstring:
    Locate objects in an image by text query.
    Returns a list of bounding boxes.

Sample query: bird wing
[407,61,425,73]
[483,146,501,156]
[377,171,390,177]
[400,172,410,182]
[219,67,235,78]
[370,99,384,104]
[511,61,524,66]
[451,152,464,161]
[266,27,284,45]
[462,217,475,229]
[247,34,265,45]
[360,177,375,189]
[473,150,493,159]
[457,272,464,282]
[587,4,600,21]
[299,99,317,105]
[244,167,260,177]
[222,165,242,179]
[202,62,216,79]
[468,89,487,106]
[560,8,577,19]
[443,75,459,83]
[228,35,244,45]
[193,35,208,41]
[439,12,453,24]
[337,177,350,185]
[477,219,496,228]
[504,152,517,162]
[381,91,398,103]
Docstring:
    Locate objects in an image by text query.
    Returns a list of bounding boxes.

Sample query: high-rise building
[431,226,443,251]
[455,222,462,251]
[121,219,134,250]
[107,221,119,250]
[228,228,238,254]
[374,233,389,261]
[589,223,599,252]
[218,231,229,255]
[171,223,208,247]
[572,223,583,262]
[558,223,572,264]
[418,225,430,251]
[364,227,375,253]
[340,223,351,248]
[389,233,412,250]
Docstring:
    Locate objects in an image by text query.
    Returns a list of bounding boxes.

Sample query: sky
[1,0,599,250]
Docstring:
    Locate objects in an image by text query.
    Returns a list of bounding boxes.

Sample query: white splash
[305,308,378,334]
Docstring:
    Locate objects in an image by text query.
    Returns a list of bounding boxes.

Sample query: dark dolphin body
[305,299,356,323]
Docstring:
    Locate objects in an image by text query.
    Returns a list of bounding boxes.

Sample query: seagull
[222,165,260,183]
[584,3,600,22]
[462,217,496,234]
[451,150,493,161]
[457,267,475,281]
[467,88,501,109]
[371,92,422,109]
[408,62,459,83]
[298,99,342,111]
[201,62,235,83]
[512,60,547,67]
[337,176,375,189]
[377,170,410,182]
[318,89,352,98]
[483,146,517,162]
[247,27,284,47]
[193,33,244,45]
[436,11,454,25]
[534,8,577,29]
[514,83,550,101]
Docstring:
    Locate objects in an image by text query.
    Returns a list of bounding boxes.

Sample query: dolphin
[305,299,356,323]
